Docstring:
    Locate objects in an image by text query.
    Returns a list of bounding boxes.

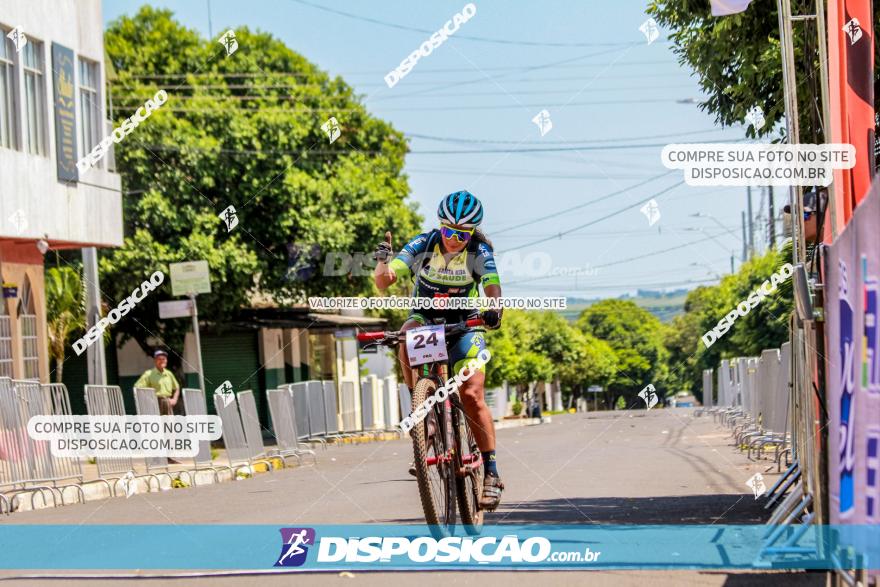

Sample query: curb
[494,416,550,430]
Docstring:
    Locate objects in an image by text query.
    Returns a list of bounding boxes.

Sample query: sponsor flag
[826,0,875,239]
[710,0,753,16]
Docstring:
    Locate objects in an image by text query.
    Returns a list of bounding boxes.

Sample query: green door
[201,330,265,428]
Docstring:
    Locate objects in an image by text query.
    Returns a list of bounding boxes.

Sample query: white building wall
[0,0,122,246]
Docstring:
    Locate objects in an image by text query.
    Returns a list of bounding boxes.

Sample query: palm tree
[45,266,86,383]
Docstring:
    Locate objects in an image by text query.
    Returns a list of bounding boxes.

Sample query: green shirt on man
[134,368,179,398]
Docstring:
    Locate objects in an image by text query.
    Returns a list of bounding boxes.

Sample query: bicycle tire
[454,406,484,535]
[411,378,456,537]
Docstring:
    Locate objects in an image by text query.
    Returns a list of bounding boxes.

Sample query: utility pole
[730,253,735,274]
[82,248,107,385]
[741,211,748,262]
[768,185,776,247]
[746,186,755,258]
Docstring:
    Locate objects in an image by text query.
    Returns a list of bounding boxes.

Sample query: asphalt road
[1,409,825,586]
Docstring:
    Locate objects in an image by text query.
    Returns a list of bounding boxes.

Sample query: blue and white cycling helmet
[437,190,483,228]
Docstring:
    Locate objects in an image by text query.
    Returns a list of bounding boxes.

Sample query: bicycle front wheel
[411,378,456,537]
[454,404,484,535]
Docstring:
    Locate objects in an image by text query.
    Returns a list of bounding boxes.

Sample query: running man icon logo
[218,29,239,56]
[746,473,767,499]
[321,117,341,143]
[275,527,316,567]
[745,106,765,131]
[842,18,862,45]
[215,380,235,408]
[639,18,659,45]
[638,383,658,410]
[7,26,26,53]
[639,199,660,226]
[8,209,27,235]
[218,205,238,232]
[531,109,552,136]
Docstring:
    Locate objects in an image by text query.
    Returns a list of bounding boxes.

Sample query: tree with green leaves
[664,242,794,394]
[576,299,669,406]
[99,7,421,359]
[45,267,86,383]
[647,0,880,146]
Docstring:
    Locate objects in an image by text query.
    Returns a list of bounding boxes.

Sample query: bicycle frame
[413,361,483,476]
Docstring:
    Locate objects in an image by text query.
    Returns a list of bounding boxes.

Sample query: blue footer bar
[1,524,877,570]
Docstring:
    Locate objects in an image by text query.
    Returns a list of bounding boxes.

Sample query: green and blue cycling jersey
[388,228,500,372]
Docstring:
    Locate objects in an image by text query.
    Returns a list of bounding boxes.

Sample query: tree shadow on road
[386,494,770,525]
[491,494,771,525]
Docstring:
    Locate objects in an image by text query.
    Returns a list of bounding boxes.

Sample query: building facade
[0,1,122,381]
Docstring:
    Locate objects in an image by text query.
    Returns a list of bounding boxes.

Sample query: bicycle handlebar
[357,316,485,344]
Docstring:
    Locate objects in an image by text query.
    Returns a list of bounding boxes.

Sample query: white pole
[189,293,206,391]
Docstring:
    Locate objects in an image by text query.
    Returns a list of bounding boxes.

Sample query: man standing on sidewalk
[134,350,180,416]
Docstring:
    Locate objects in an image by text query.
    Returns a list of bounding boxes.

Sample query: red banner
[825,0,875,240]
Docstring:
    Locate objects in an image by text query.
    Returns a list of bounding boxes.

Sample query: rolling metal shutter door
[201,330,263,425]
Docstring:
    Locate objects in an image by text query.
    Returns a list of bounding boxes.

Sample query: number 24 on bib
[405,325,448,366]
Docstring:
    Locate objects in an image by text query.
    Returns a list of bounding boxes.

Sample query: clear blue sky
[103,0,774,298]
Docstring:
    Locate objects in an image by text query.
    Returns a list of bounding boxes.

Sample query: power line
[407,128,733,146]
[494,172,672,235]
[506,278,718,291]
[126,140,742,157]
[409,167,656,180]
[501,260,730,287]
[379,46,637,100]
[288,0,656,48]
[106,98,695,113]
[504,179,686,252]
[112,71,693,85]
[408,140,743,154]
[592,234,722,270]
[115,60,684,79]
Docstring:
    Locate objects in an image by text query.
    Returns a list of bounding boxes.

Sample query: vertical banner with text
[51,42,78,183]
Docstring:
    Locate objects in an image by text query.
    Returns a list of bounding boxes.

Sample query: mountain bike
[357,317,485,538]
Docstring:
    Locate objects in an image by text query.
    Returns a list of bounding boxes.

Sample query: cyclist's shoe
[479,473,504,511]
[408,461,417,477]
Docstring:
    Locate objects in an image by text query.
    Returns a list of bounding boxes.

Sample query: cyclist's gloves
[482,309,503,329]
[373,232,394,263]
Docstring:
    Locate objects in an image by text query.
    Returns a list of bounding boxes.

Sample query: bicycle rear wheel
[411,378,456,537]
[454,404,484,535]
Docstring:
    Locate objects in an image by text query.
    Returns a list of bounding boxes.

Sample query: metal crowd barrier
[181,388,230,484]
[266,388,315,464]
[321,381,354,442]
[133,387,192,487]
[238,390,279,469]
[338,381,360,435]
[398,383,412,421]
[85,384,155,497]
[382,376,401,433]
[212,390,270,475]
[695,369,714,416]
[40,383,87,503]
[306,381,329,441]
[0,379,90,511]
[706,340,808,566]
[360,376,384,436]
[289,382,326,449]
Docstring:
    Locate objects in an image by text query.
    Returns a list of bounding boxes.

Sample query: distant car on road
[670,391,696,407]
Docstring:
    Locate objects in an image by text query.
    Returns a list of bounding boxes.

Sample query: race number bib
[405,325,448,367]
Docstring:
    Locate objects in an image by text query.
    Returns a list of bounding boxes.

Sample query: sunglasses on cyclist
[440,224,474,243]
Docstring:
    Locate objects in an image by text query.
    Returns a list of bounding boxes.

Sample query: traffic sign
[159,299,194,319]
[587,385,604,393]
[169,260,211,296]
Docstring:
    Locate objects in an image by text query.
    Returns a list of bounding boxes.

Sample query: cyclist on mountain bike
[373,190,504,511]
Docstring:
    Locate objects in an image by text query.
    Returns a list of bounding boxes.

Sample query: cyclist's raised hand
[374,231,394,263]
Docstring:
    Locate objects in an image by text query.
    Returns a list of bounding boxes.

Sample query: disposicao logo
[275,527,316,567]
